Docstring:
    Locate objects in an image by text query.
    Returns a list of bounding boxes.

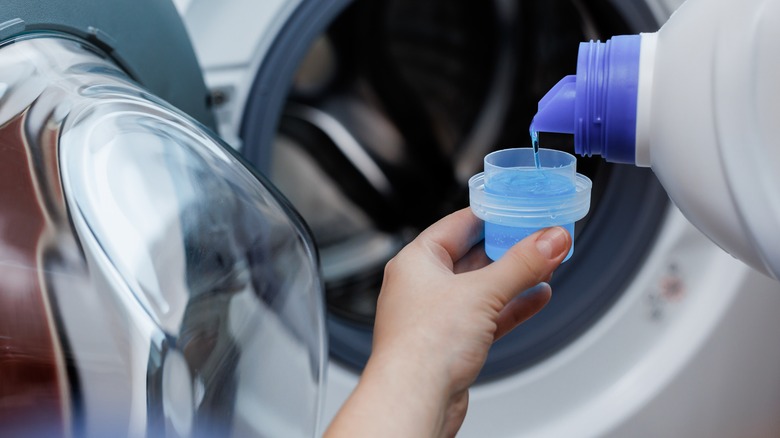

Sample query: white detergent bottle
[531,0,780,281]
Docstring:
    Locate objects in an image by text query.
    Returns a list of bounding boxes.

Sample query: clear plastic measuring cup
[469,148,592,261]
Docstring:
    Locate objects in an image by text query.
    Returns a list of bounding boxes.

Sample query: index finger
[415,208,484,263]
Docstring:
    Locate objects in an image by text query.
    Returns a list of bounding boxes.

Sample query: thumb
[472,227,571,305]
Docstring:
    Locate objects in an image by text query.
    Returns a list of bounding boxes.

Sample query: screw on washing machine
[647,262,686,321]
[208,88,230,107]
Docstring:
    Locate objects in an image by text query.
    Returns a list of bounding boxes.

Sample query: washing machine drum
[0,2,325,437]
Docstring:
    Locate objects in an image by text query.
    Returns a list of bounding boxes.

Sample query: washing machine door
[0,3,326,437]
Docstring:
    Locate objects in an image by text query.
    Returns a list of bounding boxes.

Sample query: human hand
[325,208,572,438]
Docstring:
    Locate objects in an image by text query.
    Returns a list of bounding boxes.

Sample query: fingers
[453,241,491,274]
[415,208,484,264]
[471,227,570,305]
[493,283,552,341]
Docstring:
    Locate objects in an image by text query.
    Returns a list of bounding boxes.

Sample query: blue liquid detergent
[530,128,541,169]
[484,171,576,262]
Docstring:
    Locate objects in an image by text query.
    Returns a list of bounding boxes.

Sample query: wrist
[364,348,451,397]
[355,351,451,435]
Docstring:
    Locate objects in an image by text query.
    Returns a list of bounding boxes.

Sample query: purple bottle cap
[531,35,641,164]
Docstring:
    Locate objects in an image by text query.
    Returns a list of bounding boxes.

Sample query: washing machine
[3,0,778,437]
[176,0,780,436]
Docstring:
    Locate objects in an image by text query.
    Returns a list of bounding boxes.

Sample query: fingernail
[535,227,569,260]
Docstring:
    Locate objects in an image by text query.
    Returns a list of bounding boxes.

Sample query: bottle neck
[573,35,642,164]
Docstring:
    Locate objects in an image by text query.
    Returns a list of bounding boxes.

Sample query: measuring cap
[469,148,592,261]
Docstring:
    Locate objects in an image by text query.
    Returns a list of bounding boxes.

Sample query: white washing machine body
[178,0,780,436]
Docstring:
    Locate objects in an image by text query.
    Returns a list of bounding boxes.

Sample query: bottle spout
[531,75,576,134]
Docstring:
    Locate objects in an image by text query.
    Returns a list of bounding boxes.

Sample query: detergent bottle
[531,0,780,280]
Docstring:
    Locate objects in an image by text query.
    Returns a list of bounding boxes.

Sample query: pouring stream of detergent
[530,127,541,168]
